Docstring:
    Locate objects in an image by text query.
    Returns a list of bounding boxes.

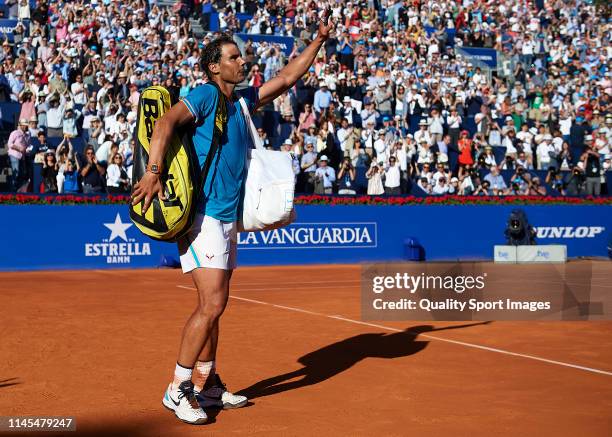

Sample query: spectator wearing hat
[7,118,31,190]
[374,81,393,119]
[414,119,431,146]
[446,107,462,147]
[428,108,444,145]
[535,135,555,170]
[26,116,39,138]
[340,96,361,127]
[45,91,66,138]
[314,155,335,195]
[281,139,300,176]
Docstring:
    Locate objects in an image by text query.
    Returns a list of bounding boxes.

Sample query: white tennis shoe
[197,374,248,409]
[162,380,208,424]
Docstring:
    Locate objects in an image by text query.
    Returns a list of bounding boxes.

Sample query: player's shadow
[0,377,20,389]
[238,322,490,400]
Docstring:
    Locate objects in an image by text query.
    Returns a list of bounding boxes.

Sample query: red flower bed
[0,194,610,206]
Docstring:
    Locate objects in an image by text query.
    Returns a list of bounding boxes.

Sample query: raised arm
[256,9,333,110]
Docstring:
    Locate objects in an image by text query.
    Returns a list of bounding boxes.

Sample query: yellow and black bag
[129,84,227,242]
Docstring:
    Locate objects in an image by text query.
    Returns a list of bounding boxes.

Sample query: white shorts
[178,214,238,273]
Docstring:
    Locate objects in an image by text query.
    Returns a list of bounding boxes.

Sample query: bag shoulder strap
[238,95,264,151]
[197,82,227,191]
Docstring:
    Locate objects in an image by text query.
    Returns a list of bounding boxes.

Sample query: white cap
[283,139,292,145]
[319,155,329,161]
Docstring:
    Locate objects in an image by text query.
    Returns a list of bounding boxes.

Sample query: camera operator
[565,165,585,196]
[545,167,566,195]
[527,176,546,196]
[582,145,601,195]
[473,179,491,196]
[505,181,528,195]
[510,166,530,192]
[337,157,357,195]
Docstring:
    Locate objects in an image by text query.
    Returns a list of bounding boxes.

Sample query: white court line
[184,285,359,292]
[177,285,612,377]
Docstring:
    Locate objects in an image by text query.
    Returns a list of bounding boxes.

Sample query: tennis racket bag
[129,85,227,241]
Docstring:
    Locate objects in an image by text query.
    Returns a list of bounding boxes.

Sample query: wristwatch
[146,163,162,175]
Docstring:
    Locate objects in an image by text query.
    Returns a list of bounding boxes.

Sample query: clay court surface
[1,262,611,436]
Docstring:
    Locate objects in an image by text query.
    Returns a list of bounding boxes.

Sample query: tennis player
[131,11,334,425]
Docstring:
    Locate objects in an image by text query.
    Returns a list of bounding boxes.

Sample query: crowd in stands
[0,0,610,197]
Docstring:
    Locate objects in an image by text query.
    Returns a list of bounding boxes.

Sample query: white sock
[171,362,193,391]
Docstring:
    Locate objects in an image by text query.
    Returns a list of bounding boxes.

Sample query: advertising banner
[0,204,609,271]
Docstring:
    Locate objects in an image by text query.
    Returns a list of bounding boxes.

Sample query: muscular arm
[130,101,194,212]
[256,11,333,110]
[146,101,194,168]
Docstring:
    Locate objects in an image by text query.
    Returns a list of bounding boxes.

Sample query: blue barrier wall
[0,204,609,271]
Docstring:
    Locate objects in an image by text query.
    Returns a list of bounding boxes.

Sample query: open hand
[317,7,334,41]
[131,172,167,214]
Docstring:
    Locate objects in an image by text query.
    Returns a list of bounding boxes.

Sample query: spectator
[106,153,130,194]
[337,157,356,196]
[366,162,385,196]
[384,156,401,195]
[58,158,80,194]
[565,166,585,196]
[484,166,508,192]
[313,82,332,116]
[457,130,474,178]
[41,151,59,193]
[7,119,31,190]
[80,146,105,194]
[583,148,602,196]
[314,155,335,195]
[0,0,609,200]
[432,176,450,195]
[528,177,547,196]
[546,168,566,196]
